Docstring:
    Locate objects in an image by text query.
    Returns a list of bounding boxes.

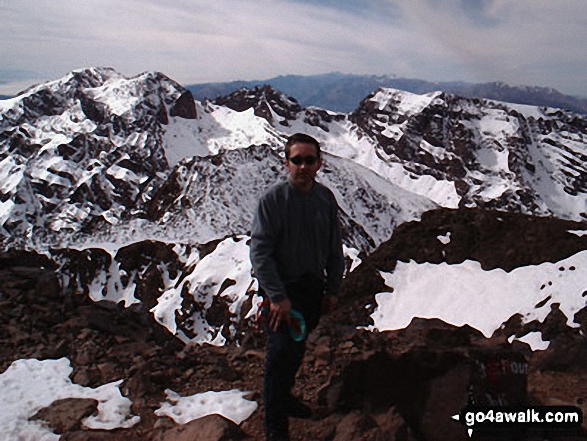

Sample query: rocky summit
[1,68,587,440]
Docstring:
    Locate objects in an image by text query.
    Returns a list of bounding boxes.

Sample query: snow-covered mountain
[0,67,196,245]
[144,145,436,251]
[351,89,587,220]
[2,67,586,250]
[213,85,587,221]
[1,67,586,346]
[0,68,437,250]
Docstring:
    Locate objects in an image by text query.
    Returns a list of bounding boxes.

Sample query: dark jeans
[264,274,324,437]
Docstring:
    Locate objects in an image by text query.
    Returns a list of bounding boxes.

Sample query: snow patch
[88,249,140,307]
[0,358,139,440]
[155,389,257,425]
[344,245,362,272]
[569,230,587,237]
[508,332,550,351]
[437,232,451,245]
[368,250,587,350]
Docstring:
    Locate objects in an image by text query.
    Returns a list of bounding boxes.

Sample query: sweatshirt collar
[287,178,317,195]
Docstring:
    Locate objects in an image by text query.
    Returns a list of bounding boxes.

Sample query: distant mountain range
[188,72,587,115]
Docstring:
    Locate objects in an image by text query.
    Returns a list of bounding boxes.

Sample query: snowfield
[369,244,587,350]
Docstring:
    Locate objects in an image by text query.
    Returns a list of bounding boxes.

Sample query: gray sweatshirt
[250,179,345,303]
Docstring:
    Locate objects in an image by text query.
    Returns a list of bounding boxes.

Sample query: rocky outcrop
[212,84,346,131]
[169,90,197,119]
[152,415,247,441]
[213,85,303,125]
[32,398,99,435]
[350,88,587,220]
[0,68,195,244]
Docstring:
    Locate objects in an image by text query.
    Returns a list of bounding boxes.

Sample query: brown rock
[97,362,120,382]
[332,410,378,441]
[169,91,197,119]
[61,431,136,441]
[74,340,104,366]
[418,363,470,441]
[315,343,331,361]
[154,414,246,441]
[372,407,415,441]
[30,398,99,434]
[72,366,101,386]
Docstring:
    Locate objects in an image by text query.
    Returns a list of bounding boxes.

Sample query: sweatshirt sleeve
[249,195,288,303]
[325,194,345,297]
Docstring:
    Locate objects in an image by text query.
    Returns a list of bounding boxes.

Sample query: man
[250,133,345,441]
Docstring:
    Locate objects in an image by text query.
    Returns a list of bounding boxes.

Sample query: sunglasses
[288,155,319,165]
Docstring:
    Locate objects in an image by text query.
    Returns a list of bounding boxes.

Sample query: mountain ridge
[2,67,586,251]
[188,72,587,115]
[211,83,587,221]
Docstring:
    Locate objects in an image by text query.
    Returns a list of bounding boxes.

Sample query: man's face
[285,142,322,191]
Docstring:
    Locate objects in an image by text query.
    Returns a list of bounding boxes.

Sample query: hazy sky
[1,0,586,97]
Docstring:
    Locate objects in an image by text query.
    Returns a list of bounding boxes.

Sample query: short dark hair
[285,133,321,158]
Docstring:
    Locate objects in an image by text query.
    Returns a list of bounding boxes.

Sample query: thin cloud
[0,0,586,97]
[393,0,587,91]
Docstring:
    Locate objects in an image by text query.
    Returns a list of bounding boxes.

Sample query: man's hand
[269,298,292,332]
[322,294,339,314]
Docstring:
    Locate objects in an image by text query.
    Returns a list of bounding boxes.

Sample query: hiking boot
[286,396,313,419]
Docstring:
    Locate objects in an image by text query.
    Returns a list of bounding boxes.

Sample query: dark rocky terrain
[2,207,587,440]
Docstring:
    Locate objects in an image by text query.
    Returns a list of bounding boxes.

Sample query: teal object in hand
[289,309,307,342]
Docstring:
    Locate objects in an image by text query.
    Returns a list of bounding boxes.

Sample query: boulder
[154,414,246,441]
[30,398,99,434]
